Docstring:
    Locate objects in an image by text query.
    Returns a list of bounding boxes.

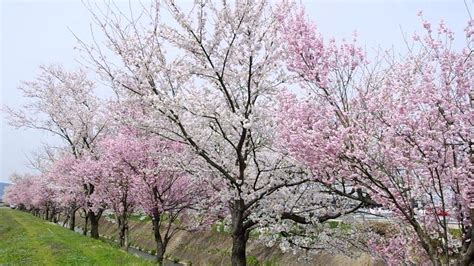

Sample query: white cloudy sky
[1,0,472,183]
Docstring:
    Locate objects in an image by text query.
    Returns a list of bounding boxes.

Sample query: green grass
[449,228,462,238]
[0,208,153,265]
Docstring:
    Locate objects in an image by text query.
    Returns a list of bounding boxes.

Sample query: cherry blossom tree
[99,128,211,263]
[47,154,86,231]
[3,173,37,211]
[5,65,108,238]
[3,173,59,221]
[76,1,387,263]
[278,9,473,265]
[272,5,389,255]
[353,16,473,264]
[92,132,140,250]
[77,1,344,264]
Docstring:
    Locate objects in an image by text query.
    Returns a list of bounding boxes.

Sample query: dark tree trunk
[231,200,249,266]
[83,212,89,236]
[152,211,165,265]
[69,209,76,231]
[117,215,129,251]
[48,208,54,222]
[121,225,129,250]
[89,210,100,239]
[63,215,69,227]
[459,209,474,266]
[51,210,57,222]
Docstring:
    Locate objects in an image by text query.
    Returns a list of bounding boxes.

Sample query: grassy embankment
[0,208,153,265]
[80,214,375,266]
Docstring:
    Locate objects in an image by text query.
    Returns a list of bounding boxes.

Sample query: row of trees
[3,1,473,265]
[5,127,211,263]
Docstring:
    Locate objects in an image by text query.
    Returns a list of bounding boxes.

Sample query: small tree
[98,128,211,263]
[93,132,140,250]
[48,154,85,230]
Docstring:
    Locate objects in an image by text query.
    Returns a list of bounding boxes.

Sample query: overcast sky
[1,0,472,183]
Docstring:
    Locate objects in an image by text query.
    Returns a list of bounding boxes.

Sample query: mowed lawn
[0,208,153,265]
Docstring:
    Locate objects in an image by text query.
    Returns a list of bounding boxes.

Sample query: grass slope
[0,208,153,265]
[84,214,374,266]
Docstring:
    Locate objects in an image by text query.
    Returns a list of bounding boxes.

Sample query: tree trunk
[63,215,69,227]
[231,200,248,266]
[152,211,165,265]
[49,208,56,222]
[411,219,440,265]
[83,213,89,236]
[89,210,100,239]
[117,217,124,246]
[117,215,129,251]
[69,209,76,231]
[124,225,129,251]
[459,209,474,266]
